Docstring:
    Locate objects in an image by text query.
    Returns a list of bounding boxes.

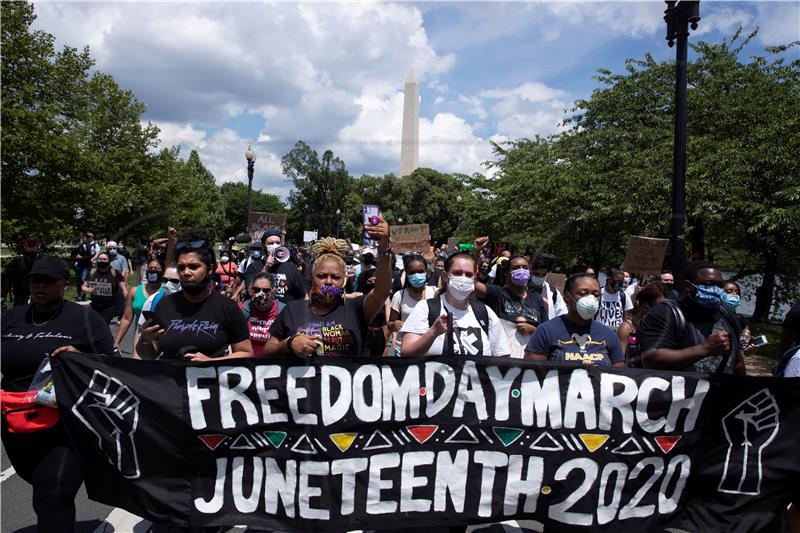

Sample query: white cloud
[694,6,753,37]
[755,2,800,45]
[477,81,569,138]
[458,94,488,119]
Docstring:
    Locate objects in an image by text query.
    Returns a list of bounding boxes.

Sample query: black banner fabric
[51,354,800,532]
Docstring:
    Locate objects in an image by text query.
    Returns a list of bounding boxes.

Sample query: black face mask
[609,280,623,292]
[479,266,490,274]
[97,262,110,270]
[182,276,210,296]
[663,282,674,293]
[145,270,163,284]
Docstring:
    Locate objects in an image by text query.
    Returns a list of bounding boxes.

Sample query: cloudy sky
[32,1,799,199]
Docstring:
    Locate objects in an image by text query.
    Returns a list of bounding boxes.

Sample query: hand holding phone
[362,205,379,245]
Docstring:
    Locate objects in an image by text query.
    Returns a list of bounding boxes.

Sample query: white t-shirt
[400,296,510,357]
[598,289,633,331]
[542,282,568,320]
[390,286,437,357]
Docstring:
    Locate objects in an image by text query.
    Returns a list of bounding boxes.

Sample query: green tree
[219,182,285,238]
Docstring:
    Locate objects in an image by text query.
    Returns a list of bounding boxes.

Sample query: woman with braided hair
[264,216,392,357]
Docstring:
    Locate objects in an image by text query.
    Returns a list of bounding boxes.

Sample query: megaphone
[274,246,291,263]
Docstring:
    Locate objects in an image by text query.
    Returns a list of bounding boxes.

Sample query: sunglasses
[163,277,181,284]
[176,240,208,251]
[251,287,273,294]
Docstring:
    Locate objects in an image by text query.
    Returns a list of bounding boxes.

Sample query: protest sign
[303,231,318,243]
[458,243,475,252]
[53,354,800,532]
[623,236,669,277]
[447,238,459,251]
[247,212,287,242]
[545,273,566,294]
[391,224,430,253]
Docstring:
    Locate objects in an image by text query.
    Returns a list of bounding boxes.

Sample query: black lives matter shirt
[1,302,115,391]
[483,284,547,325]
[269,296,368,356]
[269,261,307,304]
[154,291,250,360]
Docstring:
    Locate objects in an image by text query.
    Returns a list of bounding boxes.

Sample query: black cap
[261,228,281,241]
[27,255,69,281]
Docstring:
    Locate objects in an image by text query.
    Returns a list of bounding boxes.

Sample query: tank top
[133,283,158,326]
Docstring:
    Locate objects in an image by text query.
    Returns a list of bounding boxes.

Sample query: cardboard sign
[623,236,669,276]
[247,212,287,242]
[394,238,431,253]
[391,224,430,243]
[302,230,318,243]
[447,238,459,251]
[545,272,566,294]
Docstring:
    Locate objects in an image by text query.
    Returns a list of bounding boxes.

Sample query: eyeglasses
[251,287,273,294]
[176,240,207,251]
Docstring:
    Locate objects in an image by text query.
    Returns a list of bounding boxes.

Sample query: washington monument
[400,70,419,177]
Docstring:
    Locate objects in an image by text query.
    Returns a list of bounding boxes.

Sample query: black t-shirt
[269,261,307,304]
[2,253,42,305]
[1,302,115,391]
[243,258,266,287]
[637,299,739,373]
[483,284,547,326]
[87,267,124,307]
[269,296,368,356]
[427,270,442,287]
[154,291,250,360]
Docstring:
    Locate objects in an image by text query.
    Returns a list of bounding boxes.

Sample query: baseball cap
[27,256,69,281]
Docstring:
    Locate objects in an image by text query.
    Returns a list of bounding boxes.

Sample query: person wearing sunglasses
[638,260,745,374]
[2,235,45,308]
[114,258,165,349]
[241,273,284,356]
[136,229,253,361]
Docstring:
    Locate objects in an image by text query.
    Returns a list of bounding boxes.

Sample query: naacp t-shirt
[269,261,307,303]
[269,296,368,356]
[154,290,249,359]
[525,315,624,366]
[1,302,115,391]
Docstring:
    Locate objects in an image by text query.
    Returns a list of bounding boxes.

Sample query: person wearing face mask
[242,241,266,288]
[136,229,253,362]
[401,252,510,357]
[526,253,568,320]
[81,252,127,325]
[477,258,492,284]
[215,251,238,295]
[524,273,625,367]
[660,270,681,300]
[71,232,99,301]
[114,258,165,348]
[469,251,547,359]
[104,241,130,322]
[388,255,437,356]
[2,236,45,308]
[262,229,307,304]
[264,218,392,358]
[597,268,633,332]
[617,281,668,366]
[723,280,761,358]
[623,270,638,300]
[638,260,744,374]
[241,273,284,356]
[133,266,181,359]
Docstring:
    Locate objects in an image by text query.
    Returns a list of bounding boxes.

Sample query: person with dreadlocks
[264,216,392,357]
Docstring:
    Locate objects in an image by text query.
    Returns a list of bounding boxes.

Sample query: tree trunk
[753,252,777,322]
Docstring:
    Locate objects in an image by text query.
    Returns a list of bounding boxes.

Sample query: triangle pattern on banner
[363,430,393,451]
[529,431,563,452]
[611,436,644,456]
[445,424,479,444]
[492,427,524,447]
[579,434,609,453]
[329,433,358,453]
[263,431,287,449]
[406,425,438,444]
[198,434,227,451]
[654,435,682,454]
[230,434,255,450]
[290,434,317,455]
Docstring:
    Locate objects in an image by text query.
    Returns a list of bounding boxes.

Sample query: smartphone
[749,335,768,347]
[362,204,379,245]
[141,309,155,322]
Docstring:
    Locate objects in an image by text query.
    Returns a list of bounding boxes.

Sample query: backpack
[426,297,490,356]
[774,345,800,377]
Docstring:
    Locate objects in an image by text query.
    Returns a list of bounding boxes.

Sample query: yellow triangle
[579,434,609,453]
[329,433,358,452]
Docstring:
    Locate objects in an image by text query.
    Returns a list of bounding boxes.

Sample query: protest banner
[303,230,318,243]
[545,273,566,294]
[247,212,287,242]
[391,224,430,253]
[623,236,669,277]
[53,354,800,532]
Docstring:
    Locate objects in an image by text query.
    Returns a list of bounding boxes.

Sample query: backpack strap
[427,297,441,328]
[620,290,627,309]
[665,300,686,342]
[469,299,490,336]
[715,305,742,375]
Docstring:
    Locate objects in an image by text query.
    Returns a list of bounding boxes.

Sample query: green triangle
[264,431,287,448]
[492,427,524,447]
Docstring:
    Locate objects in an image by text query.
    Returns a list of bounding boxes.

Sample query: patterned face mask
[690,283,724,310]
[311,284,345,307]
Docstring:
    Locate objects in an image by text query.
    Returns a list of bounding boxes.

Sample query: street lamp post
[335,209,341,238]
[664,0,700,293]
[245,145,256,231]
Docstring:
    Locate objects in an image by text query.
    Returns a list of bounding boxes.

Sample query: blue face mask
[530,275,546,287]
[691,283,724,310]
[252,250,262,259]
[723,293,741,309]
[408,273,427,288]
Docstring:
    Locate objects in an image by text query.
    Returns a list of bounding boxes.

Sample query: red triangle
[654,435,681,454]
[406,425,438,444]
[198,434,227,451]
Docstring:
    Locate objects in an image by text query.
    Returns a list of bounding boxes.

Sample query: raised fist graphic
[718,389,780,495]
[72,370,141,479]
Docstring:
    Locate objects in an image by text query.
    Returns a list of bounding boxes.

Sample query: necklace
[31,304,63,327]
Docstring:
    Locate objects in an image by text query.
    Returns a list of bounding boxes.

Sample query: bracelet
[286,335,296,353]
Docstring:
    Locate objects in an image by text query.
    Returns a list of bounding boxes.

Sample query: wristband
[286,335,297,353]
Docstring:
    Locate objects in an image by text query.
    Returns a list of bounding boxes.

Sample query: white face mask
[220,256,230,263]
[447,275,475,302]
[623,276,631,287]
[267,243,280,253]
[574,294,600,320]
[163,281,180,295]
